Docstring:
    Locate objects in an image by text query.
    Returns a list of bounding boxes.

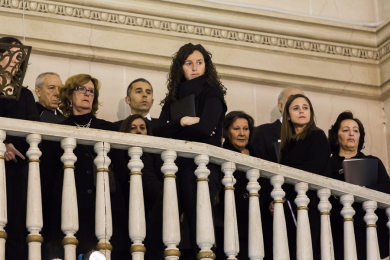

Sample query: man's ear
[151,98,154,107]
[35,88,41,98]
[277,101,283,114]
[125,96,131,105]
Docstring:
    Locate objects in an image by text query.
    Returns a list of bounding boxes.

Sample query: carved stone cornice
[1,0,390,99]
[1,0,388,61]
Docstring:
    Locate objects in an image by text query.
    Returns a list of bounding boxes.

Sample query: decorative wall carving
[1,0,389,62]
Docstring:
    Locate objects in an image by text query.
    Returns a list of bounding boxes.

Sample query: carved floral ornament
[0,43,31,100]
[1,0,390,61]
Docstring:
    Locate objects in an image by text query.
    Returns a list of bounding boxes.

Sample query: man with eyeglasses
[35,72,65,122]
[114,78,157,129]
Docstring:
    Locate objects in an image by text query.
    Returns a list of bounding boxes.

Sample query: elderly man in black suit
[252,87,304,260]
[115,78,157,129]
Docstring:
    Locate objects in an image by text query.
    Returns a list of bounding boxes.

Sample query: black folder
[169,94,196,121]
[342,158,378,187]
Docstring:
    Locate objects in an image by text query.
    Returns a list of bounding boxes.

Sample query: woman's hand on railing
[180,116,200,126]
[4,143,25,162]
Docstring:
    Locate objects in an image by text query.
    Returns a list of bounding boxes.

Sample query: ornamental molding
[1,0,390,63]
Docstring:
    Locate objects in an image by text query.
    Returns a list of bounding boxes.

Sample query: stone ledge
[1,0,389,99]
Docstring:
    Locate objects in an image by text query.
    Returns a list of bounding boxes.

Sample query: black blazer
[252,119,281,163]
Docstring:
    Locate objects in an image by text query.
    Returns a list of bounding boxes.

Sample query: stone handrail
[2,117,390,208]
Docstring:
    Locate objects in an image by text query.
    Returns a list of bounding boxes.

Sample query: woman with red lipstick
[279,94,331,260]
[328,111,390,260]
[148,43,227,259]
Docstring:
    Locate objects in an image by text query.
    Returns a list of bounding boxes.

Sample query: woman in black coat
[279,94,331,260]
[0,36,39,259]
[215,111,269,259]
[328,111,390,259]
[40,74,130,260]
[147,43,227,260]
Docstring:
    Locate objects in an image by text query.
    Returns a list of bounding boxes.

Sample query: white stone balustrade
[0,131,6,260]
[270,175,290,259]
[317,188,334,260]
[25,134,43,260]
[127,147,146,260]
[194,154,215,260]
[340,194,357,259]
[295,182,313,260]
[161,150,180,260]
[363,200,380,260]
[60,137,78,260]
[246,169,264,260]
[221,161,238,260]
[94,142,113,260]
[0,118,390,260]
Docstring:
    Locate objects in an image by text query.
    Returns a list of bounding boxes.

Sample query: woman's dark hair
[59,74,100,117]
[160,43,226,106]
[119,114,151,135]
[328,111,365,154]
[280,94,319,152]
[223,111,255,143]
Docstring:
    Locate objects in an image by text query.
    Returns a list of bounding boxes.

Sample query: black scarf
[177,75,208,99]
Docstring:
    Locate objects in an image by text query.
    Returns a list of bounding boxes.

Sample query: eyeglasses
[75,85,95,95]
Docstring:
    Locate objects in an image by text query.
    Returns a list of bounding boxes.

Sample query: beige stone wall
[1,0,390,169]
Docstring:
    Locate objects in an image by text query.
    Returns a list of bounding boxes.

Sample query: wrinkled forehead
[131,82,153,93]
[43,74,63,86]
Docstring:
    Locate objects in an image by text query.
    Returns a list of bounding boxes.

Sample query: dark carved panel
[0,43,32,101]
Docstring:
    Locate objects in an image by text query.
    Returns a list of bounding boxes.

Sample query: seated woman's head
[329,111,365,155]
[59,74,100,117]
[223,111,254,152]
[119,114,150,135]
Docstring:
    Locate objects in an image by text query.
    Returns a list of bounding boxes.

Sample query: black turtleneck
[62,112,118,131]
[153,75,227,147]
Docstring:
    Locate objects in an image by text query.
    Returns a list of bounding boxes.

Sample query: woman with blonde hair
[41,74,130,259]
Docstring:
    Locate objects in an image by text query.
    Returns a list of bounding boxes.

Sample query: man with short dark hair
[35,72,64,121]
[115,78,157,129]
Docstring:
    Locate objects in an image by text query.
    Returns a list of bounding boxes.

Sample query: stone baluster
[0,131,7,260]
[363,201,380,260]
[317,188,334,260]
[60,138,78,260]
[94,142,113,260]
[340,194,357,259]
[295,182,313,260]
[221,162,238,260]
[270,175,290,259]
[25,134,43,260]
[127,147,146,260]
[194,155,215,260]
[161,150,180,260]
[246,169,264,260]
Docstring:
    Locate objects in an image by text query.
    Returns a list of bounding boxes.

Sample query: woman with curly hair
[147,43,227,259]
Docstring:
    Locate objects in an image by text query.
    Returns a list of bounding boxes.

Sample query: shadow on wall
[270,106,281,123]
[117,97,127,121]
